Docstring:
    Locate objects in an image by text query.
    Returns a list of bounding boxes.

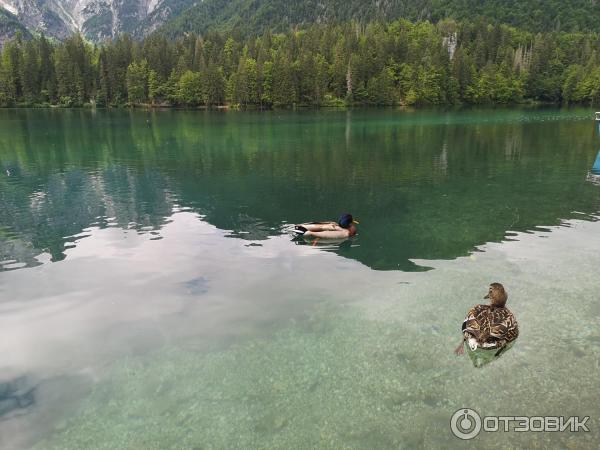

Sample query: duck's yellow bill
[353,220,360,224]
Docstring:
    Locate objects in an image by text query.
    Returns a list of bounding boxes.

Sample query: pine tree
[271,50,295,106]
[2,39,23,102]
[261,61,273,106]
[148,70,163,104]
[203,62,225,106]
[38,34,55,102]
[314,54,329,105]
[21,40,40,103]
[126,60,149,104]
[367,66,396,105]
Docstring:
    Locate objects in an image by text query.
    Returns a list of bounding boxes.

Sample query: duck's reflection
[292,235,356,251]
[466,341,516,368]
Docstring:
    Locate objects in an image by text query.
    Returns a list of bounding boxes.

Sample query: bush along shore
[1,19,600,109]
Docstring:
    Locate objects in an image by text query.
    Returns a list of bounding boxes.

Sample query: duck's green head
[338,213,358,229]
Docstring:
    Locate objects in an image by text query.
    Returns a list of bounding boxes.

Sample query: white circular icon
[450,408,482,440]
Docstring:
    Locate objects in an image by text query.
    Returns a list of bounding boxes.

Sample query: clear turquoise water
[0,108,599,449]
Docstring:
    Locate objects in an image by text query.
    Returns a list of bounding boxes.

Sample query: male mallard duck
[292,213,358,239]
[454,283,519,357]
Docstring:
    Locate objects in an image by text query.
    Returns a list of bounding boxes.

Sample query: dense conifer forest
[162,0,600,38]
[1,19,600,108]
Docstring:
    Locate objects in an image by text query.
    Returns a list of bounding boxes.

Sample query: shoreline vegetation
[1,19,600,109]
[0,99,555,111]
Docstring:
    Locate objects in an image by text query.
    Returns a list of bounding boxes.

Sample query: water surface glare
[0,108,599,449]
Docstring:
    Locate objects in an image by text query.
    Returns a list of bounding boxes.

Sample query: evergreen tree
[148,70,163,104]
[178,70,203,106]
[126,60,149,104]
[1,17,600,108]
[271,50,295,106]
[367,66,396,105]
[203,62,225,106]
[38,34,56,102]
[21,39,40,103]
[2,39,23,102]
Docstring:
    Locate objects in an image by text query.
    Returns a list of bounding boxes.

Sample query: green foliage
[1,18,600,108]
[202,63,225,106]
[177,70,203,106]
[126,60,149,104]
[59,95,74,107]
[54,34,93,106]
[161,0,600,39]
[21,40,40,103]
[147,70,163,104]
[369,67,398,105]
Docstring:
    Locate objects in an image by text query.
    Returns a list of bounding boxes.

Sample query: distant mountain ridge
[1,0,599,45]
[0,7,30,43]
[0,0,194,43]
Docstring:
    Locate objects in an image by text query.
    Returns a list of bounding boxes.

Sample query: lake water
[0,108,599,449]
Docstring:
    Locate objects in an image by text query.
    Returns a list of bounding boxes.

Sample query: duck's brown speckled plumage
[460,283,519,352]
[462,304,519,348]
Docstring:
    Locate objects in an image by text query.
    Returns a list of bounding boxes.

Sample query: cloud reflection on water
[1,108,600,272]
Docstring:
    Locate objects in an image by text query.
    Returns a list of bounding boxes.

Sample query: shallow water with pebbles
[14,217,598,450]
[1,108,600,448]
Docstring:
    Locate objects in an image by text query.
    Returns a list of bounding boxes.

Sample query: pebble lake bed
[1,108,599,448]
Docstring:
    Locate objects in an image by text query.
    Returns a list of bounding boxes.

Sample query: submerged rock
[0,375,36,417]
[0,398,19,416]
[254,413,289,433]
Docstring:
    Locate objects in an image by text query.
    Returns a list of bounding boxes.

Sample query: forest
[1,19,600,108]
[162,0,600,38]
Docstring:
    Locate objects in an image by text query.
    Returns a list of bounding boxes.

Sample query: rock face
[0,7,31,46]
[0,0,193,41]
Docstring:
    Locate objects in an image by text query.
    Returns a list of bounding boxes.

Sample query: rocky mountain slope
[0,0,193,42]
[0,7,30,45]
[1,0,599,45]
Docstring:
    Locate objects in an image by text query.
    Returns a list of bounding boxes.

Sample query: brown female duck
[455,283,519,357]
